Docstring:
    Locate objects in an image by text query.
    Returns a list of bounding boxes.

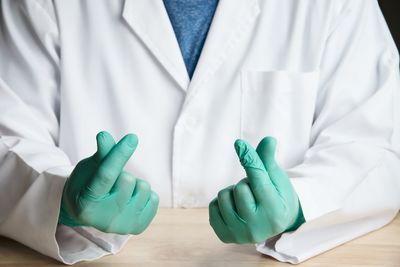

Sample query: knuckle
[151,192,160,205]
[132,180,151,203]
[148,202,159,215]
[217,188,230,200]
[208,199,217,210]
[234,182,246,194]
[137,179,150,191]
[239,178,249,184]
[96,167,115,184]
[121,171,136,184]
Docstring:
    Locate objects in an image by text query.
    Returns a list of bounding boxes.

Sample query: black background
[378,1,400,52]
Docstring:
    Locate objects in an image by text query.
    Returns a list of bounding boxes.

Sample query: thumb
[95,131,116,161]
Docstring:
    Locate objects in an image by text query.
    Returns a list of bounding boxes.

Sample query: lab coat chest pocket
[240,70,320,167]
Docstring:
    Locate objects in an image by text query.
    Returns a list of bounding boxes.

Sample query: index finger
[234,139,279,203]
[84,134,138,199]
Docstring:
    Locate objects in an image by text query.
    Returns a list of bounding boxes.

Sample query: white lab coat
[0,0,399,264]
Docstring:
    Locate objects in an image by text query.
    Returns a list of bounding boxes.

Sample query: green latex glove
[209,137,305,244]
[59,131,159,235]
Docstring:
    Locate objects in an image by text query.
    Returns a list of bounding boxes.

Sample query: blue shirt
[163,0,219,79]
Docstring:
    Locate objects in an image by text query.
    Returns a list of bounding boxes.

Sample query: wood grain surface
[0,209,399,266]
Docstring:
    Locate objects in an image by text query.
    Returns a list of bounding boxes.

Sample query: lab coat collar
[122,0,190,91]
[122,0,260,96]
[186,0,260,105]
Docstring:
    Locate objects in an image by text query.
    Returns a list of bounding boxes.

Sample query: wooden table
[1,209,399,266]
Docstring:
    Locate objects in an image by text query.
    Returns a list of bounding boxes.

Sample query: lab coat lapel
[184,0,260,105]
[122,0,190,91]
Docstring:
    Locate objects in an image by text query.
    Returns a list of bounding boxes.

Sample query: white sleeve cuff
[56,225,130,264]
[255,209,398,264]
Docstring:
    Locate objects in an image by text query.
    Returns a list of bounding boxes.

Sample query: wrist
[285,200,305,232]
[58,206,79,227]
[58,195,84,227]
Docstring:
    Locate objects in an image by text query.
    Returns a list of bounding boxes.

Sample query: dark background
[378,1,400,52]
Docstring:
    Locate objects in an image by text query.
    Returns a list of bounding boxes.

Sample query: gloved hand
[209,137,305,244]
[58,131,159,235]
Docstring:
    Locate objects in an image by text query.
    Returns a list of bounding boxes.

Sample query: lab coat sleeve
[257,0,400,263]
[0,1,129,264]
